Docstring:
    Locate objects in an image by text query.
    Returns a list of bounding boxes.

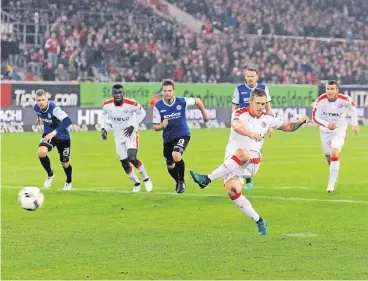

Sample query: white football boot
[43,175,55,189]
[63,182,72,191]
[326,185,335,193]
[144,179,153,192]
[132,183,141,193]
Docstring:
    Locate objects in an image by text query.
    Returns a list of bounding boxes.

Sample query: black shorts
[39,134,71,162]
[163,136,190,165]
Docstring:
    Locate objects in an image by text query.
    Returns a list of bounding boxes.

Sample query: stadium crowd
[1,0,367,84]
[167,0,368,40]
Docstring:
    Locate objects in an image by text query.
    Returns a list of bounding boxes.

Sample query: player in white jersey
[190,89,310,235]
[100,84,153,193]
[312,80,359,193]
[231,67,274,190]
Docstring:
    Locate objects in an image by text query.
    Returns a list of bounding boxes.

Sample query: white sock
[208,155,242,181]
[136,161,149,180]
[126,167,140,184]
[231,193,260,222]
[328,157,340,187]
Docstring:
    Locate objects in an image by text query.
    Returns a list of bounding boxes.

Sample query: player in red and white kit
[101,84,153,193]
[312,80,359,193]
[190,89,310,235]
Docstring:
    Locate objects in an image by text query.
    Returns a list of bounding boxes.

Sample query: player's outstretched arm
[194,98,210,122]
[278,116,310,132]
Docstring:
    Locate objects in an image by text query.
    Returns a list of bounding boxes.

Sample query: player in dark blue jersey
[231,67,274,190]
[153,79,210,193]
[34,89,73,190]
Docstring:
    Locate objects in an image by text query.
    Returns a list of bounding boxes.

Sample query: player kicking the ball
[190,89,310,235]
[312,80,359,193]
[34,89,73,190]
[101,84,153,193]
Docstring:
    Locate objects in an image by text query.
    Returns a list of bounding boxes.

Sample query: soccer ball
[18,187,44,211]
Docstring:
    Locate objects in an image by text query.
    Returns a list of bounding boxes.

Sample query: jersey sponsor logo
[163,112,181,119]
[323,112,343,117]
[242,97,250,103]
[111,116,130,122]
[41,118,53,124]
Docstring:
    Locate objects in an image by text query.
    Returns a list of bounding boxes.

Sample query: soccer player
[312,80,359,193]
[153,79,210,193]
[190,89,310,235]
[101,84,153,193]
[34,89,73,190]
[231,67,273,190]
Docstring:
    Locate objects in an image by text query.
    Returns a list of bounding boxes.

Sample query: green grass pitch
[1,127,368,280]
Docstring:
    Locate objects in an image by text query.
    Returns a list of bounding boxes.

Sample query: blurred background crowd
[1,0,367,84]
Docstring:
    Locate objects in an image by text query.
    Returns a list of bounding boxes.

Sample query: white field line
[2,185,368,204]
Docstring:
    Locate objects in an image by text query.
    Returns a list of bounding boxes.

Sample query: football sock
[208,155,242,181]
[167,166,179,182]
[39,156,53,177]
[134,160,149,180]
[126,166,140,184]
[63,165,72,183]
[175,160,185,181]
[328,157,339,187]
[230,192,260,222]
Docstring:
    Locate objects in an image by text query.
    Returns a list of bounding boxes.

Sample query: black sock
[168,167,179,182]
[63,165,72,183]
[256,217,263,224]
[175,160,185,182]
[327,161,331,166]
[39,156,53,177]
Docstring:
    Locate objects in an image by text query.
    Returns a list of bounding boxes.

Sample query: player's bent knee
[234,148,250,163]
[172,151,182,162]
[61,161,70,168]
[330,148,340,158]
[225,179,242,196]
[37,147,48,157]
[167,163,175,170]
[120,159,131,171]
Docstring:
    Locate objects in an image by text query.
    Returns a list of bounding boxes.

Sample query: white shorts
[224,149,262,186]
[115,132,139,160]
[320,130,346,155]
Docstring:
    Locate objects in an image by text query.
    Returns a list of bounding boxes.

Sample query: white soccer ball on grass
[18,187,44,211]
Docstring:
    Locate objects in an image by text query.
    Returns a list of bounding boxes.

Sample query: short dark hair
[35,89,47,96]
[327,80,339,88]
[245,67,259,75]
[113,84,124,90]
[250,88,267,99]
[162,79,175,89]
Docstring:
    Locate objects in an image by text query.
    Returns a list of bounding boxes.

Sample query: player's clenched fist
[203,114,210,122]
[249,133,263,142]
[101,128,107,140]
[161,119,168,129]
[300,116,311,124]
[327,123,336,130]
[352,125,359,135]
